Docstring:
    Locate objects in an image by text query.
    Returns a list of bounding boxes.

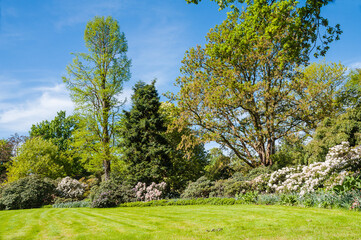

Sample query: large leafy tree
[119,81,172,185]
[7,137,66,182]
[29,111,87,178]
[172,0,342,167]
[63,16,131,180]
[30,111,77,152]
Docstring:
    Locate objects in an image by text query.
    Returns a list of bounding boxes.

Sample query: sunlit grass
[0,205,360,239]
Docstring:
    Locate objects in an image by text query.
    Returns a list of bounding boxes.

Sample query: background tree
[204,148,234,181]
[159,102,208,193]
[63,16,131,180]
[29,111,87,178]
[338,68,361,109]
[0,134,27,183]
[7,137,66,182]
[0,140,12,183]
[119,81,172,185]
[171,0,343,168]
[305,105,361,164]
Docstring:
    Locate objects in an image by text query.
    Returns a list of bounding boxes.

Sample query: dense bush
[181,176,214,198]
[0,175,55,210]
[90,178,135,208]
[56,177,87,199]
[134,182,166,201]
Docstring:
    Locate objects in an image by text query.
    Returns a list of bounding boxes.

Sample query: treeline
[1,0,361,210]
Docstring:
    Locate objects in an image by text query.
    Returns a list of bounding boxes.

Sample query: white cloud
[0,84,74,135]
[350,62,361,69]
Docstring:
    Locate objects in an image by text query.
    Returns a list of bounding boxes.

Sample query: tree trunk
[103,159,110,181]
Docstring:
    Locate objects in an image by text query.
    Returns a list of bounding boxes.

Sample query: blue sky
[0,0,360,138]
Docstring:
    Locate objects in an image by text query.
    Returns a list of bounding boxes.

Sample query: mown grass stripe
[0,205,361,240]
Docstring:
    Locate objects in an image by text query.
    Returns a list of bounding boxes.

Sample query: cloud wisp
[0,83,74,136]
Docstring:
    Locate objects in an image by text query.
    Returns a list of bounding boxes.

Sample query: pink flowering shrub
[56,177,87,199]
[134,182,166,202]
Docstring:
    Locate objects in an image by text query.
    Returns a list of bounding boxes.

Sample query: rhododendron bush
[134,182,166,202]
[56,177,87,199]
[255,142,361,195]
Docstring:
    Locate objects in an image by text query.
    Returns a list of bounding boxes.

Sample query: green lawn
[0,205,360,240]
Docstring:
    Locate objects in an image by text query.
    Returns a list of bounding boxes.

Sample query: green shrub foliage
[181,176,214,199]
[90,178,135,208]
[0,175,55,210]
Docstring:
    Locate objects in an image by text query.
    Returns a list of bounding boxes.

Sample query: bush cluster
[134,182,166,202]
[56,176,87,199]
[0,175,55,210]
[181,168,271,199]
[119,191,361,211]
[90,178,135,208]
[266,142,361,195]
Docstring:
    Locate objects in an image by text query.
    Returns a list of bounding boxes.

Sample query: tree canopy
[7,137,67,182]
[63,16,131,180]
[172,0,343,167]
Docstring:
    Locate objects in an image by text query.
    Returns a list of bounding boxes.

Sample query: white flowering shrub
[266,142,361,195]
[134,182,166,202]
[56,177,87,199]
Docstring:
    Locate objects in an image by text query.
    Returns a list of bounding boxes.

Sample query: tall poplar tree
[63,16,131,180]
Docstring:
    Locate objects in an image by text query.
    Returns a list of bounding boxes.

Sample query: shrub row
[119,191,361,211]
[52,200,91,208]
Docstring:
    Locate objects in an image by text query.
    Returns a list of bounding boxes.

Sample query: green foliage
[0,140,11,183]
[52,200,91,208]
[120,197,240,207]
[159,102,208,194]
[30,111,78,152]
[63,16,131,180]
[236,191,258,204]
[29,111,87,178]
[185,0,342,56]
[90,178,135,208]
[280,193,298,206]
[306,105,361,163]
[271,135,308,168]
[180,176,214,199]
[205,148,234,181]
[120,81,172,185]
[244,166,272,180]
[338,68,361,108]
[6,137,67,182]
[0,134,27,183]
[333,176,361,194]
[0,175,55,210]
[173,0,344,168]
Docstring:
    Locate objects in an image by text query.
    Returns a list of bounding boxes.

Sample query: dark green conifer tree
[120,80,172,184]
